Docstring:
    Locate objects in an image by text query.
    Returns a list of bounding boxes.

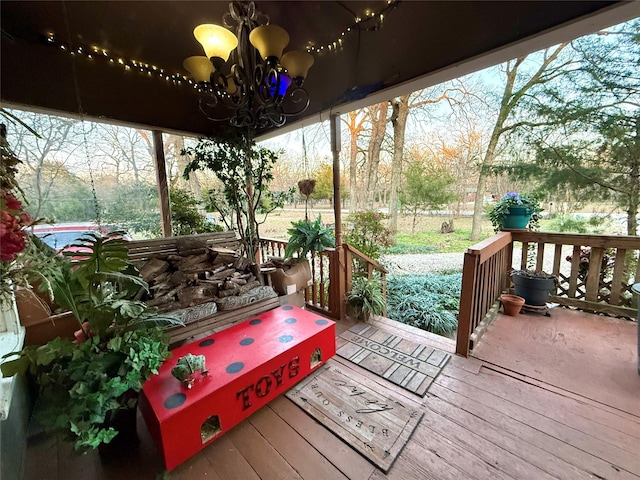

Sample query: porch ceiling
[1,1,636,138]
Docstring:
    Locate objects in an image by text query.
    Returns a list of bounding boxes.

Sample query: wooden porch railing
[456,232,513,357]
[259,238,387,320]
[510,231,640,318]
[343,244,388,317]
[456,230,640,357]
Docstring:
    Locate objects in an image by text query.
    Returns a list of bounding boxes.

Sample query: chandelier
[183,1,314,129]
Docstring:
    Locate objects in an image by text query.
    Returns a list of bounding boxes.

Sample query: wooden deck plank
[411,420,517,480]
[418,407,555,480]
[482,362,640,433]
[170,451,221,480]
[225,419,304,480]
[471,309,640,416]
[249,405,349,480]
[367,439,472,480]
[436,366,640,476]
[479,366,640,452]
[269,396,376,480]
[201,434,261,480]
[429,381,639,480]
[427,389,614,480]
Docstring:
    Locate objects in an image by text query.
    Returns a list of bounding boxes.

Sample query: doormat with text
[337,324,451,397]
[285,359,423,472]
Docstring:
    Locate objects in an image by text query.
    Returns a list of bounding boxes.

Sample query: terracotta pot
[500,294,525,316]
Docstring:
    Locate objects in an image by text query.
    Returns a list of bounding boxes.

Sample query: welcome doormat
[337,324,451,397]
[285,360,423,472]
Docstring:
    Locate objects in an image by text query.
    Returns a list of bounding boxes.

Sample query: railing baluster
[610,248,626,305]
[585,247,604,302]
[536,242,545,271]
[319,252,326,309]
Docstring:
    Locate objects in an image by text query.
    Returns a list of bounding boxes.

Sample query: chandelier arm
[198,94,232,122]
[282,87,311,117]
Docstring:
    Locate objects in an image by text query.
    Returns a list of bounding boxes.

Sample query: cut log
[177,285,217,307]
[139,257,170,281]
[233,256,251,271]
[208,268,237,281]
[173,253,212,272]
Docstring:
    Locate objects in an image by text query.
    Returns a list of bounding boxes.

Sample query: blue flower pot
[501,206,532,230]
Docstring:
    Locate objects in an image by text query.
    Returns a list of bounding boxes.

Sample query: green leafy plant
[346,275,386,321]
[343,211,394,261]
[182,130,291,261]
[2,232,182,451]
[170,188,222,236]
[488,192,543,233]
[386,273,461,335]
[284,214,335,260]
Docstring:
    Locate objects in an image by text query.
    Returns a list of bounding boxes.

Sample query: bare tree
[470,44,569,240]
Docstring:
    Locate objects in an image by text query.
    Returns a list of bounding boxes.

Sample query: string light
[305,0,398,55]
[43,32,188,86]
[42,1,399,88]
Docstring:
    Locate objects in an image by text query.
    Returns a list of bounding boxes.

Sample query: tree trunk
[345,112,365,212]
[364,102,389,209]
[389,95,409,233]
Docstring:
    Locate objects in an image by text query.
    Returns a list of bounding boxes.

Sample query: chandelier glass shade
[184,1,314,129]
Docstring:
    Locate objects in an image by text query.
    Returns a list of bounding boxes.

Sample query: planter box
[139,305,336,471]
[14,288,78,346]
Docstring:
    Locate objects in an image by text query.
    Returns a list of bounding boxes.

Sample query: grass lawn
[262,207,494,254]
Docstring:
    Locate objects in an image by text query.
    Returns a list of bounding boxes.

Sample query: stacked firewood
[137,245,262,313]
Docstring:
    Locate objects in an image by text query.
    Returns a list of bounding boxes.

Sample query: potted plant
[1,231,182,454]
[346,276,386,322]
[284,214,335,261]
[489,192,543,232]
[511,269,557,306]
[267,215,335,296]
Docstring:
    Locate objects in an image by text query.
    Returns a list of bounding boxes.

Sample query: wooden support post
[152,130,172,237]
[331,113,342,246]
[456,251,479,357]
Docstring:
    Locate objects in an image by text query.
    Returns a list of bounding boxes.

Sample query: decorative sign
[286,360,424,472]
[337,324,450,397]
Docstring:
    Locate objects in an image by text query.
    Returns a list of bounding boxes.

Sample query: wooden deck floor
[24,308,640,480]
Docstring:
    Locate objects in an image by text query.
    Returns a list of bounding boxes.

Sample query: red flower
[3,193,22,211]
[0,192,33,262]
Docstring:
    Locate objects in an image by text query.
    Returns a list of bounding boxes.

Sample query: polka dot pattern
[279,334,294,343]
[282,305,293,310]
[199,339,215,347]
[249,319,262,325]
[226,362,245,374]
[164,393,187,409]
[239,338,254,346]
[285,317,297,324]
[315,319,329,325]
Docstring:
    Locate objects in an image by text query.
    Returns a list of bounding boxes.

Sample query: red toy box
[139,305,336,471]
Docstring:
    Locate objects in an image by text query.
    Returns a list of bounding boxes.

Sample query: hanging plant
[298,178,316,221]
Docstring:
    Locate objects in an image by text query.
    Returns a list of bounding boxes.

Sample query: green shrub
[343,210,394,261]
[346,275,386,321]
[387,273,461,336]
[170,188,222,236]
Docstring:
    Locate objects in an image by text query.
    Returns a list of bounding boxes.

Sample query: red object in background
[139,305,336,471]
